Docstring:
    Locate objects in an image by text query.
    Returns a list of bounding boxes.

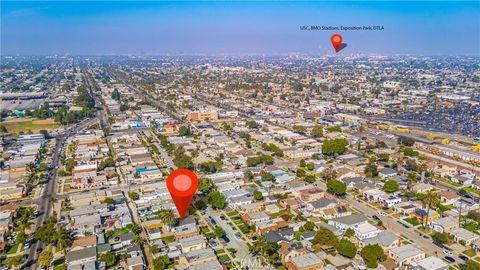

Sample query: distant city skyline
[1,1,479,56]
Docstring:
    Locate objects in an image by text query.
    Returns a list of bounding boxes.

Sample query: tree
[158,209,177,227]
[246,120,259,129]
[305,175,316,184]
[127,223,142,234]
[244,169,253,180]
[153,256,170,270]
[312,227,338,246]
[322,139,349,156]
[111,89,121,101]
[311,125,324,138]
[253,190,264,201]
[104,197,115,205]
[213,226,225,238]
[296,169,306,177]
[378,153,390,162]
[208,191,226,209]
[100,251,117,267]
[361,244,387,268]
[344,228,355,238]
[303,221,315,231]
[327,180,346,196]
[466,260,480,270]
[306,162,315,171]
[422,190,439,228]
[98,157,115,170]
[39,249,53,266]
[432,232,451,244]
[335,239,357,258]
[128,191,140,200]
[260,171,275,182]
[364,161,378,177]
[0,125,7,133]
[198,178,213,193]
[54,228,73,254]
[383,180,400,193]
[133,235,145,245]
[299,159,306,167]
[398,136,415,147]
[179,126,191,136]
[293,125,306,134]
[4,255,22,269]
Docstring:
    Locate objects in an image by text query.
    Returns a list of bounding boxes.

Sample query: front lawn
[161,235,175,244]
[404,217,420,226]
[6,243,19,254]
[463,248,477,257]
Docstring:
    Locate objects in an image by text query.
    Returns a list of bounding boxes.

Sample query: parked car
[443,248,453,256]
[444,256,455,263]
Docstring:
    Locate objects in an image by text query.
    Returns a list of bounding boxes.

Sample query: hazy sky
[1,1,479,56]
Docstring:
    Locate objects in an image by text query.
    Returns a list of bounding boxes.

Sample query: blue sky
[1,1,479,55]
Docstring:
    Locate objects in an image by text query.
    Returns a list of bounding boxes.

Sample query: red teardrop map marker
[331,34,343,52]
[166,169,198,219]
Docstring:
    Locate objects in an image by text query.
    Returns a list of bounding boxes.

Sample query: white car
[443,248,453,256]
[378,211,386,217]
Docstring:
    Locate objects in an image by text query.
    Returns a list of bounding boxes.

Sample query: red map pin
[166,169,198,219]
[331,34,343,52]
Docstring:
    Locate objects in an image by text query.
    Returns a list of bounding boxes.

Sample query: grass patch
[227,211,239,217]
[161,235,175,244]
[6,243,19,254]
[218,254,230,263]
[216,249,226,255]
[1,118,58,133]
[404,217,420,226]
[112,228,130,237]
[463,248,477,257]
[464,187,480,196]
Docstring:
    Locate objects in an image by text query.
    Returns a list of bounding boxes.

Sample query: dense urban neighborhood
[1,55,479,270]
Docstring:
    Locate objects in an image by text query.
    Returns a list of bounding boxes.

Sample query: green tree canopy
[322,139,349,156]
[39,249,54,266]
[198,178,213,193]
[361,244,387,268]
[311,125,324,138]
[128,191,140,200]
[208,191,226,209]
[312,227,338,246]
[100,251,117,267]
[335,238,357,258]
[153,256,170,270]
[383,180,400,193]
[327,180,346,195]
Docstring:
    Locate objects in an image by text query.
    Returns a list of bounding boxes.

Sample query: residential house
[352,223,382,240]
[409,256,449,270]
[328,214,368,232]
[388,244,426,267]
[65,246,97,266]
[450,228,480,245]
[286,252,324,270]
[429,217,459,233]
[439,191,460,205]
[379,168,397,179]
[360,230,400,251]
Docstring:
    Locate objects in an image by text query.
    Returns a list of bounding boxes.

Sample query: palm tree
[54,228,73,255]
[159,209,177,228]
[422,190,439,229]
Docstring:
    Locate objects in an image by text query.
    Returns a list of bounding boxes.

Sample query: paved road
[208,210,273,270]
[22,118,97,269]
